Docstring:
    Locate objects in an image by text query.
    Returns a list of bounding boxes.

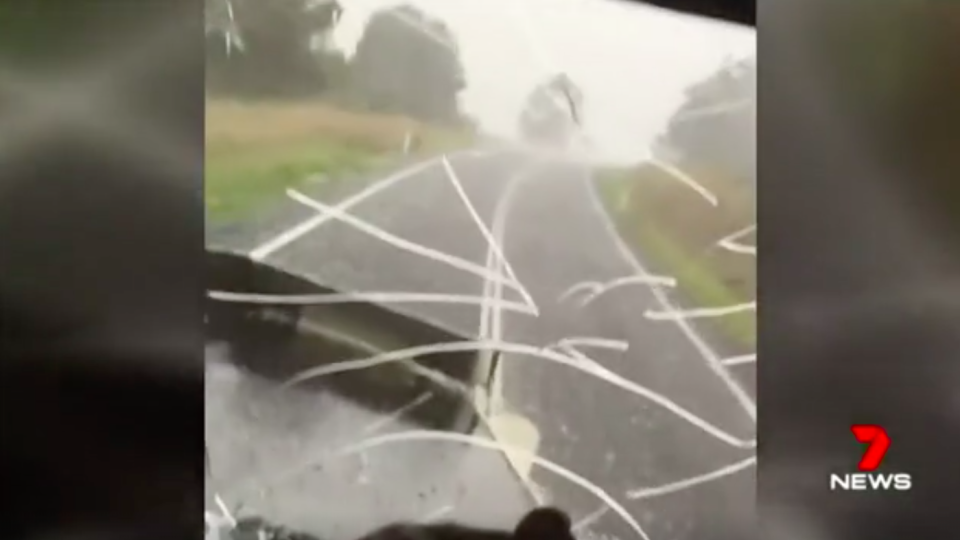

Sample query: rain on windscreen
[204,0,755,538]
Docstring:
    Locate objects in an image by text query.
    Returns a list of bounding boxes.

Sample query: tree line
[655,55,756,182]
[205,0,469,126]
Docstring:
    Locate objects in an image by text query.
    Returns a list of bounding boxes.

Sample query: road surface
[205,146,757,540]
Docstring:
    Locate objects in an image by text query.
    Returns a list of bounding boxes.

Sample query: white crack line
[720,354,756,367]
[627,456,757,499]
[575,456,757,529]
[541,343,603,379]
[359,392,434,436]
[544,343,616,380]
[557,281,601,304]
[442,157,539,315]
[205,494,237,531]
[719,241,756,256]
[647,158,719,207]
[543,339,630,370]
[248,149,498,262]
[285,188,531,298]
[582,169,757,421]
[716,224,757,256]
[280,340,754,450]
[215,494,235,524]
[339,431,651,540]
[556,337,629,353]
[671,98,753,124]
[420,505,455,523]
[572,505,609,533]
[561,274,679,308]
[644,301,756,321]
[207,290,537,316]
[277,311,475,399]
[249,156,442,261]
[221,0,245,54]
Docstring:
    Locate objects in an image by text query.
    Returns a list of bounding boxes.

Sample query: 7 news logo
[829,425,912,492]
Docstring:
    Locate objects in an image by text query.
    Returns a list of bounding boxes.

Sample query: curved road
[206,146,757,540]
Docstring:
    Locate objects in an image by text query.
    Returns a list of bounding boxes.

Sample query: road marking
[582,169,757,422]
[286,189,528,295]
[246,150,548,503]
[442,157,539,315]
[483,166,538,345]
[474,162,547,497]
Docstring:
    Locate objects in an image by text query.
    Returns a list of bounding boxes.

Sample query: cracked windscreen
[203,0,756,539]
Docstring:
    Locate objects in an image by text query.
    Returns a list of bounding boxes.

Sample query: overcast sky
[332,0,755,163]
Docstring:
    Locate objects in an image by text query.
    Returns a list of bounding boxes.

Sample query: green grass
[631,225,755,347]
[598,172,756,349]
[205,140,388,223]
[204,99,475,224]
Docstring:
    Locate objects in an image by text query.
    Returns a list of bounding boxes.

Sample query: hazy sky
[332,0,755,163]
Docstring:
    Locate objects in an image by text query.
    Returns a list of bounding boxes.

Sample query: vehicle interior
[2,0,957,538]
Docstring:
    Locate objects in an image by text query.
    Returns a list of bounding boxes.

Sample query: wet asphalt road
[206,146,757,540]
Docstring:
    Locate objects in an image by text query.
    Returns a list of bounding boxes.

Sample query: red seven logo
[851,424,890,472]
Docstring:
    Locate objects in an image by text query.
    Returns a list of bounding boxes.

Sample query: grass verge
[206,139,388,222]
[206,99,473,223]
[596,165,756,349]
